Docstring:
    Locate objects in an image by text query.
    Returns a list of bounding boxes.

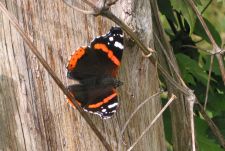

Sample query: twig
[154,33,187,88]
[63,0,119,15]
[197,102,225,149]
[201,0,212,14]
[190,101,196,151]
[127,94,176,151]
[63,0,95,15]
[181,44,209,53]
[81,0,96,8]
[186,90,197,151]
[106,0,119,6]
[215,51,225,84]
[187,0,216,46]
[0,2,113,151]
[186,0,225,84]
[204,55,214,109]
[118,91,163,151]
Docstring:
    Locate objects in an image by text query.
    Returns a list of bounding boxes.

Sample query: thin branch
[181,44,209,53]
[63,0,119,15]
[190,101,196,151]
[0,2,113,151]
[118,91,163,151]
[187,0,216,46]
[63,0,95,15]
[186,0,225,84]
[81,0,96,8]
[215,51,225,84]
[204,55,214,109]
[127,94,177,151]
[186,90,197,151]
[201,0,212,14]
[105,0,119,6]
[154,33,187,88]
[197,102,225,149]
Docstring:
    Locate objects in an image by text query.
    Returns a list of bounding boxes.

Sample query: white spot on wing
[109,37,114,41]
[114,41,124,49]
[102,109,107,112]
[108,102,118,109]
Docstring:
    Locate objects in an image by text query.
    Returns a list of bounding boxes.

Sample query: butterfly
[66,27,123,119]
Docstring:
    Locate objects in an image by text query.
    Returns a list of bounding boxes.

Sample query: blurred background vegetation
[157,0,225,150]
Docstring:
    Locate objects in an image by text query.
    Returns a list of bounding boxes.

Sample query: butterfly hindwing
[68,83,119,119]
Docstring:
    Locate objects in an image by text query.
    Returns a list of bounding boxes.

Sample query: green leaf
[203,55,223,76]
[211,114,225,137]
[195,0,203,5]
[194,17,222,46]
[158,0,177,24]
[184,73,196,85]
[207,94,225,116]
[176,53,211,86]
[196,0,212,12]
[171,0,197,33]
[196,117,224,151]
[197,136,224,151]
[195,117,208,136]
[216,0,224,4]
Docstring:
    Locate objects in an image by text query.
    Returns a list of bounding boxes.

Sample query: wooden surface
[0,0,165,150]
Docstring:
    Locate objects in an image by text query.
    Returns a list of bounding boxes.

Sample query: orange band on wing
[94,43,120,66]
[88,92,117,109]
[67,47,86,71]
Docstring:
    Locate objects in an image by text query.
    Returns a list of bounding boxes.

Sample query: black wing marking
[67,27,123,81]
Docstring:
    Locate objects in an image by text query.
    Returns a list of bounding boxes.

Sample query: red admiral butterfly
[66,27,123,119]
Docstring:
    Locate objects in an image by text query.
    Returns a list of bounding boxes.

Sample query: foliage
[157,0,225,150]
